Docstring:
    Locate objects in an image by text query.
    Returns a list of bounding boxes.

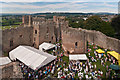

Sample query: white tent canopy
[0,57,11,66]
[9,46,57,70]
[39,42,56,51]
[69,54,88,60]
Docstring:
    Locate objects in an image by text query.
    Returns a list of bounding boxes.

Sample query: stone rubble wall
[85,29,120,53]
[62,26,120,54]
[0,62,23,79]
[2,26,33,53]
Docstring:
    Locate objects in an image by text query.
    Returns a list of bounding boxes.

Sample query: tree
[84,16,103,30]
[84,15,115,37]
[111,15,120,35]
[99,22,115,37]
[67,18,84,28]
[68,15,115,38]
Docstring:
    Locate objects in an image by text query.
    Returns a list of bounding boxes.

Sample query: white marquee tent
[0,57,11,66]
[39,42,56,51]
[69,54,88,60]
[9,46,57,70]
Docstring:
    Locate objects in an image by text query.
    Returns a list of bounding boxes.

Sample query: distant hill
[32,12,117,16]
[1,12,117,17]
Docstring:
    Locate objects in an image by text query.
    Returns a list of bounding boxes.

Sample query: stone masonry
[2,15,120,56]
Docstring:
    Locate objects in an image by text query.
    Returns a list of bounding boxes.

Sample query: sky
[0,0,120,2]
[0,0,120,14]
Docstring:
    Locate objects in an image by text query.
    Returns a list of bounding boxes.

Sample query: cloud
[0,0,120,2]
[1,2,87,10]
[1,2,118,13]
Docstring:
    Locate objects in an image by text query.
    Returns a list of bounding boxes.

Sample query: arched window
[75,42,78,48]
[67,51,70,54]
[52,36,53,40]
[35,30,37,34]
[19,34,23,38]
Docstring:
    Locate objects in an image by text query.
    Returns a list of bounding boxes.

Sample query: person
[100,71,103,77]
[35,75,38,79]
[86,66,88,72]
[113,59,115,64]
[83,64,85,68]
[28,73,31,78]
[94,64,96,69]
[79,76,82,80]
[45,70,47,75]
[106,65,108,71]
[88,53,90,56]
[85,74,88,79]
[72,75,74,80]
[98,54,101,59]
[89,76,92,79]
[105,57,107,62]
[84,69,86,74]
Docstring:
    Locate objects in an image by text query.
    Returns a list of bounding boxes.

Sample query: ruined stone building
[1,15,120,79]
[2,15,120,56]
[22,15,87,56]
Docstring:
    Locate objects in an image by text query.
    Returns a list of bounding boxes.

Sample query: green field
[1,25,20,30]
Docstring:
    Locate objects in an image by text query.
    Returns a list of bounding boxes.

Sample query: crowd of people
[18,42,119,79]
[19,56,64,79]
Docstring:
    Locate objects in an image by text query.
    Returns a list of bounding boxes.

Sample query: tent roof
[39,42,56,51]
[96,49,105,53]
[9,46,57,70]
[107,51,120,61]
[109,65,120,70]
[69,54,88,60]
[0,57,11,66]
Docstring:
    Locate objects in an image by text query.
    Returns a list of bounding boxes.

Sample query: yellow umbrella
[96,49,105,53]
[118,61,120,66]
[107,51,120,61]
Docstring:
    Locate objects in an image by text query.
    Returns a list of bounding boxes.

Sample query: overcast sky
[0,0,119,13]
[0,0,120,2]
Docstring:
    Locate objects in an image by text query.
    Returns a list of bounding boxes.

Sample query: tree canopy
[68,15,116,38]
[111,15,120,34]
[84,16,115,37]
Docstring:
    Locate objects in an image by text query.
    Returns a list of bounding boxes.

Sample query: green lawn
[87,43,117,78]
[51,43,118,79]
[14,22,22,25]
[1,25,20,30]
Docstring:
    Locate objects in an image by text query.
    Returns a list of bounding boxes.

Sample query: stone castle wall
[62,25,120,54]
[62,27,87,56]
[85,30,120,53]
[2,26,33,53]
[0,62,23,79]
[33,19,56,48]
[0,62,13,79]
[2,15,120,55]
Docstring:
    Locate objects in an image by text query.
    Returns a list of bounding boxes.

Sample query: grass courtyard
[46,42,120,79]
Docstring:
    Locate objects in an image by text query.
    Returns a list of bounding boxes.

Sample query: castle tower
[53,16,57,22]
[22,15,25,24]
[28,15,32,26]
[22,15,32,27]
[53,16,66,42]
